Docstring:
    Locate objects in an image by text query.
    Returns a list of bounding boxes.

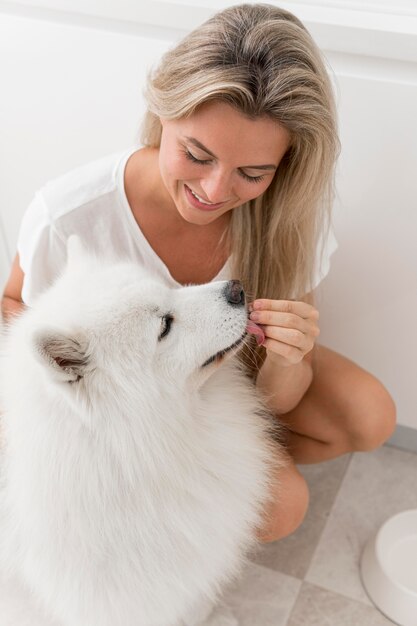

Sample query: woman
[1,4,396,542]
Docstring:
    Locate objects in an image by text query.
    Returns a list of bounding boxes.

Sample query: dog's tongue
[246,320,265,346]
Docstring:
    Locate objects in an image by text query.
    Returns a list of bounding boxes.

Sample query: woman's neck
[124,146,231,236]
[125,147,182,228]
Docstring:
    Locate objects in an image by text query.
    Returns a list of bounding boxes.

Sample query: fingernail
[250,312,260,321]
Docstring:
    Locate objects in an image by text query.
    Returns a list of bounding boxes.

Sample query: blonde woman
[1,4,396,542]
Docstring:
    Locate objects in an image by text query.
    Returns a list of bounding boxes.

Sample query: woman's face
[158,100,291,225]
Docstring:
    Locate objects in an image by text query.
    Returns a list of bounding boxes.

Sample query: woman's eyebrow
[184,136,278,170]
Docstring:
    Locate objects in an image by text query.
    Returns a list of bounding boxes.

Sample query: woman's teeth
[190,188,214,205]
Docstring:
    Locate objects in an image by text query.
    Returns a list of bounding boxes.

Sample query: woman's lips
[184,184,226,211]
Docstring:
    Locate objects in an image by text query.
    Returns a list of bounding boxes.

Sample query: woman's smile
[158,100,291,225]
[184,183,229,211]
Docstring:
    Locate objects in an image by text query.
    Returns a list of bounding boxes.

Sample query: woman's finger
[251,299,319,320]
[261,325,315,351]
[261,337,305,365]
[250,310,316,333]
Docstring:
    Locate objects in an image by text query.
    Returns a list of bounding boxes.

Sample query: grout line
[302,452,355,583]
[284,580,305,626]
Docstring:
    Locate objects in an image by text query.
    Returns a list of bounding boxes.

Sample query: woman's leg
[256,455,310,543]
[257,345,396,542]
[278,345,397,464]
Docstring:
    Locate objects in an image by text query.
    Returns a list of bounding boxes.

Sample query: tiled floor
[1,444,416,625]
[209,444,417,625]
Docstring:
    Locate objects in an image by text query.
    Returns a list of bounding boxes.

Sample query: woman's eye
[159,314,174,341]
[183,147,266,182]
[183,149,211,165]
[240,171,266,183]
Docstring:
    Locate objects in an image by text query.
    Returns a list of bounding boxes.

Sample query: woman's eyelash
[183,149,210,165]
[183,149,266,183]
[240,172,266,184]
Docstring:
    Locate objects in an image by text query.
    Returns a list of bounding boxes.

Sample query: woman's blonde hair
[141,3,340,378]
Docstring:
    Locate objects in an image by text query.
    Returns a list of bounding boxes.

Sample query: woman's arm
[1,253,26,323]
[249,294,318,414]
[256,349,314,414]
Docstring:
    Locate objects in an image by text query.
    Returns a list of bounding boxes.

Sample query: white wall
[0,9,174,270]
[0,1,416,429]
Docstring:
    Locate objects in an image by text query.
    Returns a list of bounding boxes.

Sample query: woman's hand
[249,299,320,368]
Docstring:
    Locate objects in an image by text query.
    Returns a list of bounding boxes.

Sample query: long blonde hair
[141,3,340,378]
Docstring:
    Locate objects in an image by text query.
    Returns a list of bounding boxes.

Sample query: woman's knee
[257,462,309,544]
[349,375,397,452]
[313,346,397,453]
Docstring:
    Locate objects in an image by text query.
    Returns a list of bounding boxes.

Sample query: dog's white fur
[0,237,285,626]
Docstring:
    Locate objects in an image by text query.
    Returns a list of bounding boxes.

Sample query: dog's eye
[158,314,173,341]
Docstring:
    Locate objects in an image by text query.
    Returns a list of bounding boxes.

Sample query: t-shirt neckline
[116,146,230,287]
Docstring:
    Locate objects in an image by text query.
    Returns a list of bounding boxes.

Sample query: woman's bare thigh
[277,345,396,463]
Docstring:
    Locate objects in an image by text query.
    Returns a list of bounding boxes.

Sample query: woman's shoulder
[38,146,137,222]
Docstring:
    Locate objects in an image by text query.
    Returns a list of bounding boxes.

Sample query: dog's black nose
[224,280,245,306]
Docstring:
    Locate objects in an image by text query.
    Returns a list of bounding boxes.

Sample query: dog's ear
[31,329,89,383]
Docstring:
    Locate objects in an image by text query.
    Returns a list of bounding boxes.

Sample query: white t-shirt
[17,146,338,306]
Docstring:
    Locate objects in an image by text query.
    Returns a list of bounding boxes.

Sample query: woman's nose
[200,170,232,204]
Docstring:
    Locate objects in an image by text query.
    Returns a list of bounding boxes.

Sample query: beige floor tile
[214,560,302,626]
[286,582,395,625]
[252,454,352,578]
[305,445,417,604]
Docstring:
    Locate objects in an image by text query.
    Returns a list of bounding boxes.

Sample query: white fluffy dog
[0,237,285,626]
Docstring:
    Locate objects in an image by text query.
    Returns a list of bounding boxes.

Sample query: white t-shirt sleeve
[17,192,67,305]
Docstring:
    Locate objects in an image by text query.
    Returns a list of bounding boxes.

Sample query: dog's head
[23,237,253,414]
